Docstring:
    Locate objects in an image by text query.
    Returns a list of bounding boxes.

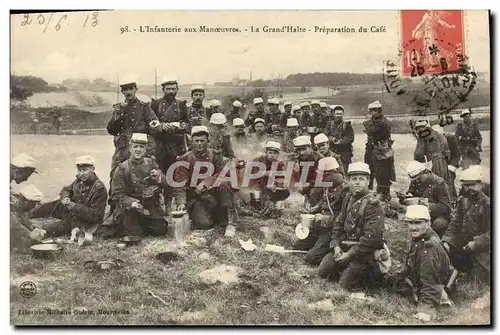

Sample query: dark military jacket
[245,110,266,133]
[406,228,453,311]
[59,173,108,226]
[309,171,349,219]
[208,133,235,159]
[188,103,209,126]
[407,174,452,220]
[325,119,354,155]
[279,112,293,128]
[111,157,167,219]
[301,112,325,129]
[232,132,247,145]
[107,98,159,149]
[330,192,385,258]
[363,117,392,143]
[292,151,323,197]
[444,133,460,168]
[226,109,243,126]
[264,111,282,134]
[414,130,450,178]
[442,192,490,270]
[455,121,482,147]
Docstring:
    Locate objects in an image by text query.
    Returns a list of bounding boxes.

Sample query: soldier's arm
[111,165,140,209]
[329,196,349,249]
[59,181,75,199]
[107,114,123,136]
[473,200,490,252]
[447,136,460,167]
[474,123,482,145]
[70,182,108,224]
[144,104,160,134]
[441,198,464,247]
[428,182,452,218]
[346,199,385,258]
[416,243,447,313]
[413,139,426,162]
[339,121,354,145]
[439,134,451,161]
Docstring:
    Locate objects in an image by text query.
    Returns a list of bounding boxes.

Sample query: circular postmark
[19,281,37,298]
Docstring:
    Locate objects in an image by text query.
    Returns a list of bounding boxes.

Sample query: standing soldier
[245,97,266,133]
[150,76,189,213]
[325,105,354,173]
[208,99,222,119]
[317,162,385,291]
[432,125,459,200]
[455,109,482,168]
[313,133,345,176]
[264,98,282,134]
[231,118,247,145]
[227,100,243,125]
[301,100,322,129]
[107,77,161,216]
[188,85,209,126]
[292,104,304,127]
[442,165,490,281]
[279,101,293,127]
[413,119,450,186]
[111,133,169,237]
[363,101,396,201]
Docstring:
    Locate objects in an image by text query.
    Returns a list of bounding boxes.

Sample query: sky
[10,10,490,85]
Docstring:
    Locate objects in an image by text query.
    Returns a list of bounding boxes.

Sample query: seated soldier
[29,155,108,238]
[318,162,385,291]
[245,141,290,217]
[111,134,169,237]
[399,161,452,237]
[398,205,454,321]
[294,157,349,265]
[11,153,37,185]
[173,126,231,230]
[292,135,323,204]
[442,165,490,282]
[313,133,345,176]
[232,118,247,145]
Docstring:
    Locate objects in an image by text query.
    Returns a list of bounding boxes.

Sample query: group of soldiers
[10,76,489,319]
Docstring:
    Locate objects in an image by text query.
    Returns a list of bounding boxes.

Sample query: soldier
[245,97,266,133]
[301,100,324,130]
[299,101,312,121]
[317,162,385,291]
[111,133,169,237]
[173,126,231,230]
[248,118,268,151]
[292,104,303,126]
[455,109,482,168]
[442,165,490,281]
[232,118,247,145]
[320,102,329,120]
[227,100,243,125]
[324,105,354,173]
[432,125,459,200]
[150,77,190,213]
[264,98,282,134]
[188,85,209,126]
[282,117,301,154]
[292,135,323,203]
[294,157,349,265]
[29,155,108,237]
[208,99,222,119]
[313,133,345,176]
[363,101,396,202]
[107,77,161,214]
[398,205,454,320]
[279,101,293,128]
[208,113,235,162]
[413,119,450,185]
[401,161,452,237]
[11,153,37,185]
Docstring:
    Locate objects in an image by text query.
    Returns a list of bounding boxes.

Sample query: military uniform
[442,191,490,276]
[414,129,450,183]
[363,117,396,200]
[444,133,460,199]
[111,156,168,237]
[264,111,282,134]
[318,191,385,290]
[248,132,269,151]
[455,120,482,167]
[249,154,290,204]
[208,133,235,159]
[245,110,266,133]
[292,151,323,200]
[322,150,346,176]
[325,119,354,173]
[407,174,452,236]
[173,148,231,229]
[188,103,209,126]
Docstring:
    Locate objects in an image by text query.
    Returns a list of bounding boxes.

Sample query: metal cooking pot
[31,243,63,259]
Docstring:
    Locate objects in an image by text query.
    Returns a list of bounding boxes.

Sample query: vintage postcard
[10,10,491,326]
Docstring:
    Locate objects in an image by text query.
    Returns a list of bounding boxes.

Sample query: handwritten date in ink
[20,12,99,33]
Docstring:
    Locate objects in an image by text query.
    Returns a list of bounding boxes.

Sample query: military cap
[75,155,95,166]
[119,75,136,88]
[210,99,222,107]
[253,97,264,105]
[191,125,209,137]
[284,101,292,107]
[268,98,279,105]
[347,162,370,176]
[265,141,281,152]
[293,135,312,147]
[404,205,431,221]
[254,118,265,125]
[406,161,427,178]
[160,76,178,86]
[310,100,320,106]
[460,109,472,117]
[191,85,205,93]
[292,105,301,112]
[12,153,36,169]
[232,100,242,108]
[319,102,327,108]
[300,102,310,108]
[414,119,430,129]
[130,133,148,144]
[286,118,299,127]
[368,100,382,109]
[19,184,44,202]
[232,118,244,127]
[431,125,444,134]
[210,113,227,125]
[318,157,339,171]
[460,165,483,182]
[332,105,345,111]
[313,133,329,144]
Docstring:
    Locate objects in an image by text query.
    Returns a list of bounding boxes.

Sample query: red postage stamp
[401,10,466,77]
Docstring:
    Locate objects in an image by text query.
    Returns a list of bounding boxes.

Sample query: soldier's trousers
[459,145,481,167]
[119,211,168,237]
[187,190,231,230]
[374,159,393,200]
[293,228,331,265]
[339,153,352,177]
[318,252,382,291]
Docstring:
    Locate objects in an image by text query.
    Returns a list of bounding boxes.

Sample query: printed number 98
[120,26,129,34]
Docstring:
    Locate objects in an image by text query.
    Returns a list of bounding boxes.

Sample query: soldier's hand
[443,242,450,254]
[131,202,143,211]
[29,228,46,242]
[112,103,122,112]
[162,122,174,132]
[463,241,475,252]
[150,169,161,180]
[333,246,342,259]
[65,201,75,211]
[60,197,71,206]
[177,204,186,212]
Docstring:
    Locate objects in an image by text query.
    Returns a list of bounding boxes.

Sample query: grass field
[10,133,491,326]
